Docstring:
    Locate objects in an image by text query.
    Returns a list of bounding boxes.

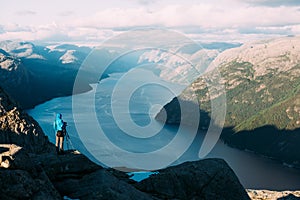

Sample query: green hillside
[188,36,300,132]
[160,36,300,165]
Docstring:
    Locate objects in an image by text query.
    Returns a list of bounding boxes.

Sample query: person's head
[56,113,62,119]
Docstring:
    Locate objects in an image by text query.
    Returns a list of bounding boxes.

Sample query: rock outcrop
[247,190,300,200]
[54,168,153,200]
[0,142,152,200]
[0,87,50,153]
[1,145,250,200]
[135,158,250,200]
[31,150,153,200]
[0,144,61,200]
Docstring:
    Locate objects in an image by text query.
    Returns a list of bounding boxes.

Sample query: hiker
[53,113,65,155]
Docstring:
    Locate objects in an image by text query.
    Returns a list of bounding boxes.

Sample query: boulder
[0,169,61,200]
[32,150,102,180]
[0,144,32,170]
[0,144,61,200]
[55,169,154,200]
[135,158,250,200]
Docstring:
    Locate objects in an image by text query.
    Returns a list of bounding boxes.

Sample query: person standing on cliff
[53,113,65,155]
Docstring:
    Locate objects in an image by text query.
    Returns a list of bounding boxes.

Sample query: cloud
[70,4,300,29]
[245,0,300,7]
[2,1,300,43]
[2,23,32,32]
[137,0,157,5]
[0,23,117,43]
[0,23,60,41]
[15,10,36,16]
[239,26,293,35]
[58,11,75,17]
[40,33,74,42]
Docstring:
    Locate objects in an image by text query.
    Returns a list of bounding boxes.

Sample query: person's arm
[58,119,64,130]
[53,121,57,131]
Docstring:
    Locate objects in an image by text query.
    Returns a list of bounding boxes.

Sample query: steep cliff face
[0,50,31,108]
[0,87,50,153]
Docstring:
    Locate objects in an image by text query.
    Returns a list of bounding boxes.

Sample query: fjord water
[28,74,300,190]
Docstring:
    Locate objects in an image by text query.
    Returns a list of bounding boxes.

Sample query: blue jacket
[53,113,64,132]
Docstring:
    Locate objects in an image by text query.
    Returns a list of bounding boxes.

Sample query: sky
[1,0,300,43]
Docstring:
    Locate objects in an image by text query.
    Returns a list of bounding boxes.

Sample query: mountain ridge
[183,36,300,131]
[158,35,300,165]
[0,41,94,109]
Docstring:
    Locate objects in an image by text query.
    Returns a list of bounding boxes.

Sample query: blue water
[127,171,159,182]
[28,74,300,190]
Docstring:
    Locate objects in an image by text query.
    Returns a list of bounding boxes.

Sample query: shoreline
[222,141,300,171]
[25,85,93,110]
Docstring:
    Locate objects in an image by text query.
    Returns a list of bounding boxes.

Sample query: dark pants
[55,131,64,154]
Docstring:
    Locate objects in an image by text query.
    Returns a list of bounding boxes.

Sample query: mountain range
[0,41,94,109]
[159,36,300,166]
[0,40,238,109]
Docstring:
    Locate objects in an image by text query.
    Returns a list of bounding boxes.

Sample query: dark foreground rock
[136,158,250,200]
[33,150,153,200]
[1,144,250,200]
[0,143,152,200]
[34,150,249,200]
[0,144,61,200]
[55,168,153,200]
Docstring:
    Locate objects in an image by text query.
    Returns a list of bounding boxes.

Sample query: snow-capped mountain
[0,41,94,108]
